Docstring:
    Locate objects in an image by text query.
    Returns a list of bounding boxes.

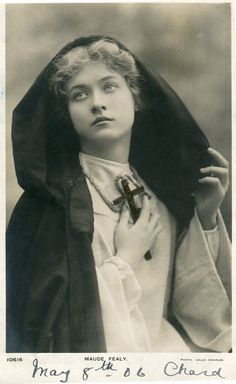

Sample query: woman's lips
[92,117,114,126]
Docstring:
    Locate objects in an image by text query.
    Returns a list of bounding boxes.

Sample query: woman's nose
[91,91,107,113]
[91,104,107,114]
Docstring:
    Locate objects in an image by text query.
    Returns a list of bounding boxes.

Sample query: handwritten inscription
[32,359,70,383]
[164,361,225,379]
[31,357,225,382]
[82,359,145,381]
[32,358,145,382]
[83,360,117,380]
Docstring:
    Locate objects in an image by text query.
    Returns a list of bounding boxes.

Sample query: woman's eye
[72,91,88,101]
[104,83,118,92]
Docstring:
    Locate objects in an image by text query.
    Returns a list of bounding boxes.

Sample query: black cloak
[6,35,211,352]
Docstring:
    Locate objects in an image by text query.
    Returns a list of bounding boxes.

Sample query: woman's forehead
[67,61,125,90]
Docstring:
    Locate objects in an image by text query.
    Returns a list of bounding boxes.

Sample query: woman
[6,35,231,353]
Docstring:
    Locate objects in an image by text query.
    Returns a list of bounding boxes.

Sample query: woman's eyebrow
[68,75,120,93]
[99,75,119,82]
[68,84,88,93]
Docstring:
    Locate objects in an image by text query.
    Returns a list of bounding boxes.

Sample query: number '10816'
[7,357,23,362]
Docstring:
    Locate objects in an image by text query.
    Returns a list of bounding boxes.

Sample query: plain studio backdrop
[5,3,231,235]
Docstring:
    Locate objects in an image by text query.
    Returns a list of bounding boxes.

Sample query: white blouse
[79,152,231,353]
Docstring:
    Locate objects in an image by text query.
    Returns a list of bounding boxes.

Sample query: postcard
[1,1,235,383]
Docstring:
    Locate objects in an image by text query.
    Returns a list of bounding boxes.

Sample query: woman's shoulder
[7,191,65,237]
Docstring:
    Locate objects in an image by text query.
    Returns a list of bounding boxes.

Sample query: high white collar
[79,152,138,203]
[79,152,130,173]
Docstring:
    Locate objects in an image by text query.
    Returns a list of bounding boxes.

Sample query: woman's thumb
[118,204,129,224]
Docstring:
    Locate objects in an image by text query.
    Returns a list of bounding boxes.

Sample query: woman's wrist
[197,211,217,231]
[115,250,139,270]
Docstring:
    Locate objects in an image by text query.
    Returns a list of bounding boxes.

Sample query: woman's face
[67,62,136,145]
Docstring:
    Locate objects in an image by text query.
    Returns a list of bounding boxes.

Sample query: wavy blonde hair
[50,38,142,109]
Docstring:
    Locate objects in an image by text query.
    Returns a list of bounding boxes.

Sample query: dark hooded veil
[12,34,211,225]
[7,35,211,352]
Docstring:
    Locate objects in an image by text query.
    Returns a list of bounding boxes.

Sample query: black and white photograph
[2,1,235,382]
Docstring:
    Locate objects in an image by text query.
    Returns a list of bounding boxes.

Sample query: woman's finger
[208,147,229,168]
[200,166,228,186]
[118,204,130,225]
[137,195,150,224]
[149,212,160,230]
[151,223,163,243]
[200,166,228,175]
[198,176,222,186]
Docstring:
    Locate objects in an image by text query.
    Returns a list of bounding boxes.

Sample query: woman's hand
[194,147,229,230]
[114,195,160,269]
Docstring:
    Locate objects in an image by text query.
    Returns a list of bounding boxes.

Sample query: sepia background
[6,3,231,234]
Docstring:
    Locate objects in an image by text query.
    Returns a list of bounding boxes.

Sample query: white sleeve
[95,256,150,351]
[201,209,220,264]
[171,209,231,352]
[204,226,219,263]
[99,256,142,312]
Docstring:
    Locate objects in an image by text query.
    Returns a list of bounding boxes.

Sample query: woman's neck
[80,137,130,164]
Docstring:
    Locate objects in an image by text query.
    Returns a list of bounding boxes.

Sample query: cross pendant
[113,177,152,261]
